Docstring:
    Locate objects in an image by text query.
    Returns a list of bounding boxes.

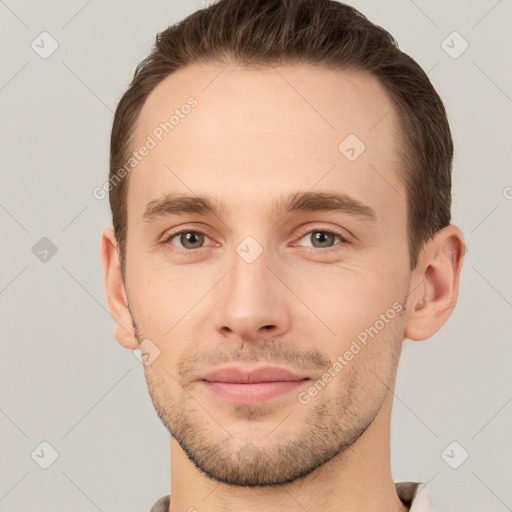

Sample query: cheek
[126,274,204,374]
[287,264,405,345]
[127,257,209,327]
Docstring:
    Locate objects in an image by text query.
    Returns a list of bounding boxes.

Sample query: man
[100,0,465,510]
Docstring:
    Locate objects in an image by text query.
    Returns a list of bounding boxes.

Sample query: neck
[168,390,407,512]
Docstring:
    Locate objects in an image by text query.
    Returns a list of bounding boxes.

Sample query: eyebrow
[142,191,377,223]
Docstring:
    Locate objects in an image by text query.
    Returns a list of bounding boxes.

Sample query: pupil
[182,232,203,248]
[313,231,333,247]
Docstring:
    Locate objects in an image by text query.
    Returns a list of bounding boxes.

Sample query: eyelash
[161,225,349,253]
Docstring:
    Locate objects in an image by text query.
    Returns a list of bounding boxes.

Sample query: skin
[101,62,465,512]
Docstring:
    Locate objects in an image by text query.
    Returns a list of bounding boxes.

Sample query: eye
[164,230,212,250]
[161,227,348,252]
[295,228,347,249]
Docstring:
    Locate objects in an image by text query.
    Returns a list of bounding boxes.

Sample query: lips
[198,366,310,404]
[200,366,307,384]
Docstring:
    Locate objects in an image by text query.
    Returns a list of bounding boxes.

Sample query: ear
[100,227,138,349]
[404,224,466,341]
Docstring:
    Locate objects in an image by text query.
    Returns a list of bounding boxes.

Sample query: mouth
[197,366,311,404]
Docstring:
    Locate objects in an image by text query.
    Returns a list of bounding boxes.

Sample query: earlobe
[100,227,138,349]
[404,225,466,341]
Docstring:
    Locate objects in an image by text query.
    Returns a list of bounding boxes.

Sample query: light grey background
[1,0,511,511]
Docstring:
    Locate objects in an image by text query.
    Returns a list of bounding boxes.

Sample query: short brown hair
[109,0,452,277]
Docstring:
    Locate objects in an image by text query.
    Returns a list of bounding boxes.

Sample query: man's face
[124,63,411,485]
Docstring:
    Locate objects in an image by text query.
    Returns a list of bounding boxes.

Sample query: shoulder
[395,482,438,511]
[149,494,170,512]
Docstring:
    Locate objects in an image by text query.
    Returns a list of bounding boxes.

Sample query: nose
[213,246,291,342]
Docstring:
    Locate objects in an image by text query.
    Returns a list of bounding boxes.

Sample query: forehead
[127,62,404,225]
